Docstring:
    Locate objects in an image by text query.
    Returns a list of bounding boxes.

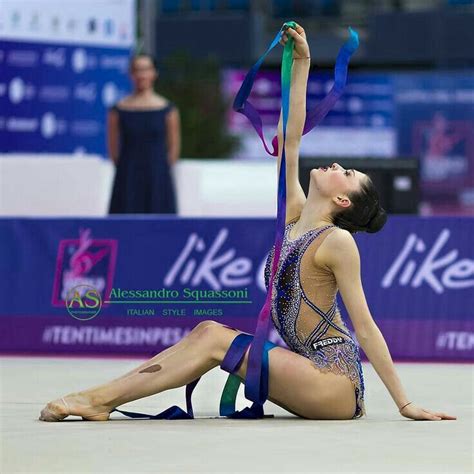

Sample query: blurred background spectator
[107,54,180,214]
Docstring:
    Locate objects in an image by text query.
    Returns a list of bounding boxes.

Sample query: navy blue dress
[108,103,177,214]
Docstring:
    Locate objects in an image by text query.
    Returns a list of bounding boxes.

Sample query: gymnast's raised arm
[276,24,310,224]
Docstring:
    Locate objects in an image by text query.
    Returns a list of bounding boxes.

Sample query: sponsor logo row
[2,47,130,73]
[0,77,124,106]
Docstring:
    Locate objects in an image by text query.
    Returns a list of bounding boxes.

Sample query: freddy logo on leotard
[312,336,345,351]
[51,228,118,311]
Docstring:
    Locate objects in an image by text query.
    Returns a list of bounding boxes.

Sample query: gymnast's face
[309,162,368,208]
[129,56,157,91]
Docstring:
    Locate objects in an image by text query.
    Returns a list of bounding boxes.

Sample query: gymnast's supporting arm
[320,228,457,421]
[277,24,310,221]
[324,231,410,410]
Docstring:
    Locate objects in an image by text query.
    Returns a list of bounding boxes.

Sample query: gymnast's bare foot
[39,392,112,422]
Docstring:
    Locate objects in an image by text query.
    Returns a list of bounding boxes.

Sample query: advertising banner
[222,69,396,159]
[394,73,474,215]
[0,216,472,361]
[223,69,474,214]
[0,0,135,156]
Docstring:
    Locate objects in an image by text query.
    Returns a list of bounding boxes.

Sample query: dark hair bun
[331,174,387,235]
[366,207,387,233]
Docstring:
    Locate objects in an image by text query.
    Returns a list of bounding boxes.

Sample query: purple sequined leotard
[264,217,366,419]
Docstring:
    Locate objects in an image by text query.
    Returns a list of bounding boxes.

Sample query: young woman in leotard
[39,24,456,423]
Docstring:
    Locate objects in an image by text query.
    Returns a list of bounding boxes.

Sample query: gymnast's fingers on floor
[429,410,457,420]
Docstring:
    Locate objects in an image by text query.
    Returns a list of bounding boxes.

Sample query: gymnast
[39,23,456,423]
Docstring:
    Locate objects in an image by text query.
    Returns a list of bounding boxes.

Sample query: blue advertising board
[0,0,135,156]
[394,72,474,213]
[0,216,472,360]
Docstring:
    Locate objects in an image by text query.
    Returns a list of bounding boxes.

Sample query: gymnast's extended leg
[39,321,356,421]
[39,320,222,421]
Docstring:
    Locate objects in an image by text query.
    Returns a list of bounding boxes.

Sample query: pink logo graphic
[51,228,118,307]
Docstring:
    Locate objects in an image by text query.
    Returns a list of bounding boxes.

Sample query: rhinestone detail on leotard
[264,222,366,419]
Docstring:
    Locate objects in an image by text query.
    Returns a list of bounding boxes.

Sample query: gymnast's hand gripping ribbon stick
[110,22,358,420]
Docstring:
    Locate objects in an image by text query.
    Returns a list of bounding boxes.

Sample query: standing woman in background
[107,54,181,214]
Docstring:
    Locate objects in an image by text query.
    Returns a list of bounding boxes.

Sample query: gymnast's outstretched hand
[279,23,310,60]
[399,402,457,421]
